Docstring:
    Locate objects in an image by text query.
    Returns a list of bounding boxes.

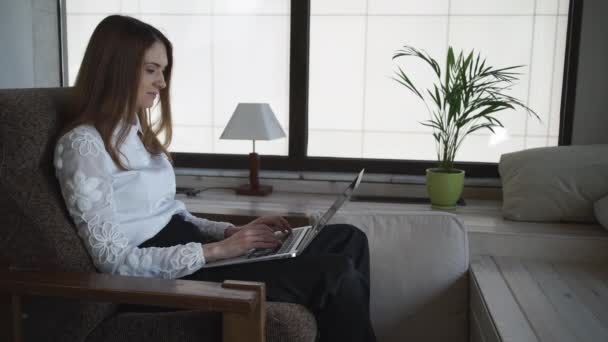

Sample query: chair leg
[0,294,23,342]
[222,281,266,342]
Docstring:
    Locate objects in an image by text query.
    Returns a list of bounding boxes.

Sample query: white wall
[0,0,60,89]
[572,0,608,144]
[0,0,35,88]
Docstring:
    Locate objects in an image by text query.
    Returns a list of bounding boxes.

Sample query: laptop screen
[314,169,365,230]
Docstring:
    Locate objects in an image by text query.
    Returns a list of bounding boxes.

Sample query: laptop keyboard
[247,229,304,258]
[277,229,302,253]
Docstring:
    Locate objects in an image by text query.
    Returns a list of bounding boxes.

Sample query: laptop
[202,169,365,268]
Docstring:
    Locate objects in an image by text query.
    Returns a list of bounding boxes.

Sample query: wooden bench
[470,256,608,342]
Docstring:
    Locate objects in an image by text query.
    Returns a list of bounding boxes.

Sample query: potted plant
[392,46,538,209]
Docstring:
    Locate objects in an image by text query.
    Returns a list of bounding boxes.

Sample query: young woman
[54,15,375,341]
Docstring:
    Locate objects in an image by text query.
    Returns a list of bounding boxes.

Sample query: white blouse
[53,118,233,279]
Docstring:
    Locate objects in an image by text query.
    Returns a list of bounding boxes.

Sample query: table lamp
[220,103,286,196]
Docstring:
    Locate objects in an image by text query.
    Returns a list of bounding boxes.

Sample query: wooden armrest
[0,270,265,342]
[0,270,257,312]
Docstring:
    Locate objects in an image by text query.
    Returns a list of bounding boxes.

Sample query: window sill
[175,167,502,200]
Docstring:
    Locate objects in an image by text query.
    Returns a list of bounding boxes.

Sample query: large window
[62,0,581,177]
[308,0,570,162]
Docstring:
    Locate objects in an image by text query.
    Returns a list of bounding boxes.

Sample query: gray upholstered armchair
[0,87,317,342]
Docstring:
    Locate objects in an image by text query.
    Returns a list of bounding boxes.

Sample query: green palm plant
[392,46,539,171]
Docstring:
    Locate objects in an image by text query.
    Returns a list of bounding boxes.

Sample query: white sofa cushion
[312,211,469,342]
[595,194,608,230]
[499,145,608,222]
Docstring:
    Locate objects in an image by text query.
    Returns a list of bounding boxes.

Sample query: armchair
[0,87,317,342]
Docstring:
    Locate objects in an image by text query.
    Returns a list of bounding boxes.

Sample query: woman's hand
[249,215,292,234]
[203,223,284,262]
[224,215,292,238]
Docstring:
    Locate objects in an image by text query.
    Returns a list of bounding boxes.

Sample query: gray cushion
[595,195,608,229]
[86,310,222,342]
[87,302,316,342]
[318,212,469,342]
[499,145,608,222]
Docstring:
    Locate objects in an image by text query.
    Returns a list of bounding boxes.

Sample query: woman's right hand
[202,224,282,262]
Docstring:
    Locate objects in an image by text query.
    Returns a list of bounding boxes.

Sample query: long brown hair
[63,15,174,170]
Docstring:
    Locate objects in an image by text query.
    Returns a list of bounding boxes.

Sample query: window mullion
[288,0,310,164]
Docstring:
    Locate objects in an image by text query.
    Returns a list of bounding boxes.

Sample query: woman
[54,15,375,342]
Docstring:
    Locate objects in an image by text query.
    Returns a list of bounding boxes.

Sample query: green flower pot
[426,168,465,210]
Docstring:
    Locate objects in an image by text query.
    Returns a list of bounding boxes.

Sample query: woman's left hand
[224,215,292,238]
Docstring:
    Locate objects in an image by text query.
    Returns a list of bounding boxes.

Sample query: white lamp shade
[220,103,286,140]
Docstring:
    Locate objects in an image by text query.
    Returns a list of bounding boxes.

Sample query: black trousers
[138,214,376,342]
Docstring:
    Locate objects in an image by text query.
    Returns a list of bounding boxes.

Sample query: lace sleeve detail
[54,127,205,279]
[177,210,234,241]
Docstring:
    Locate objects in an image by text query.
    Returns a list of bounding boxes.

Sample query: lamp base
[235,184,273,196]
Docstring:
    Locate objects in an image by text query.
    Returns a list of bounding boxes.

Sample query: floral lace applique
[86,216,129,265]
[171,246,201,271]
[78,212,204,278]
[65,170,103,212]
[158,244,203,279]
[115,242,203,279]
[70,128,102,157]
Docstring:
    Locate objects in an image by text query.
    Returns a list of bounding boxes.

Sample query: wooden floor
[471,256,608,342]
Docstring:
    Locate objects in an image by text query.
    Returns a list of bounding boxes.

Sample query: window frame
[59,0,583,179]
